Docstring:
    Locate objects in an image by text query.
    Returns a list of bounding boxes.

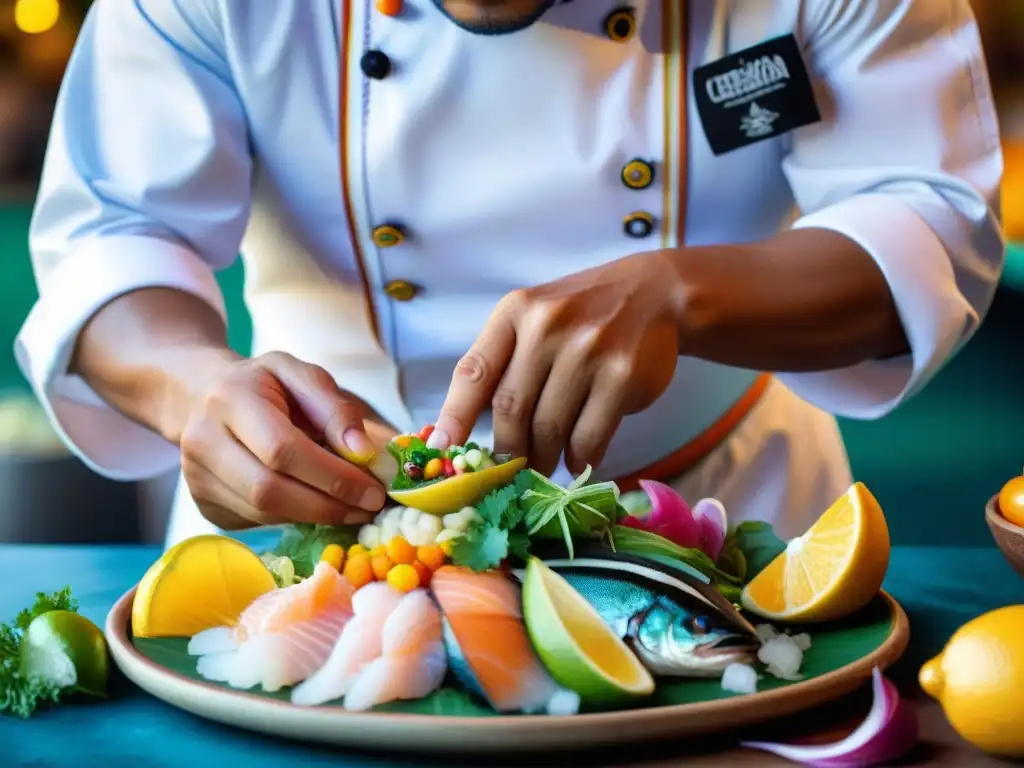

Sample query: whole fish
[517,554,759,678]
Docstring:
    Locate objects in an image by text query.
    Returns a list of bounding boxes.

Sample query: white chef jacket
[15,0,1004,547]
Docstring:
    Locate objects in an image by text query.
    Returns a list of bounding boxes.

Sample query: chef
[16,0,1004,547]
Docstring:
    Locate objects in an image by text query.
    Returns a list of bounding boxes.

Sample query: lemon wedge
[387,457,527,515]
[522,557,654,702]
[741,482,890,623]
[132,535,277,638]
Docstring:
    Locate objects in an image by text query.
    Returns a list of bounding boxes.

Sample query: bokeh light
[14,0,60,35]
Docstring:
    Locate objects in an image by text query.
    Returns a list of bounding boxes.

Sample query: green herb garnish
[451,485,529,571]
[719,521,787,583]
[271,524,359,578]
[1,587,79,718]
[515,466,621,558]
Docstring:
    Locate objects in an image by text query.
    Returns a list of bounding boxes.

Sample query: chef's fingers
[528,348,592,477]
[430,309,517,450]
[225,391,386,513]
[491,327,554,462]
[189,425,376,526]
[563,363,630,475]
[260,352,377,464]
[181,459,261,530]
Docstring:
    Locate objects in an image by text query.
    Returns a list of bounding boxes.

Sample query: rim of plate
[106,587,910,754]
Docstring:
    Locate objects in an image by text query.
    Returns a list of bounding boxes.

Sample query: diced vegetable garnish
[342,553,373,589]
[386,536,417,565]
[385,428,508,490]
[387,564,421,593]
[318,544,345,572]
[371,553,394,580]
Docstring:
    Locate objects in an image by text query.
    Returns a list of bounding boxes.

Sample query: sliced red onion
[742,668,918,767]
[692,497,727,562]
[637,479,701,550]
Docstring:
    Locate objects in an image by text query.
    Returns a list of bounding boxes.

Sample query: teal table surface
[1,544,1022,768]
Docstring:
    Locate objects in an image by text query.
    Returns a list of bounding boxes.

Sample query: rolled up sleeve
[777,0,1005,420]
[14,0,252,480]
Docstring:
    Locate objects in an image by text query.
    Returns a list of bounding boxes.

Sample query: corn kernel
[319,543,345,571]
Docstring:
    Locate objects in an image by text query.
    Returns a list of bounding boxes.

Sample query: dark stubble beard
[432,0,558,34]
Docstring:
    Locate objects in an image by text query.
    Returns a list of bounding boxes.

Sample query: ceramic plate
[106,587,909,754]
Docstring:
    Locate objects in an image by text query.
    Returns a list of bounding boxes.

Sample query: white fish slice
[195,609,350,692]
[343,639,448,712]
[187,626,238,656]
[380,589,442,656]
[290,583,405,707]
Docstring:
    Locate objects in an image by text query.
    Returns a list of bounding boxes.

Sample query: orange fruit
[132,535,276,638]
[741,482,890,623]
[998,475,1024,528]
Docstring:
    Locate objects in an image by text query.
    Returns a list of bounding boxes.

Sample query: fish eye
[688,615,710,635]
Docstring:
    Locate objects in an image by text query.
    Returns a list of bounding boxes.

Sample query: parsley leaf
[451,526,510,572]
[0,669,62,719]
[507,530,532,561]
[15,587,78,633]
[477,484,518,527]
[449,484,531,571]
[1,587,80,719]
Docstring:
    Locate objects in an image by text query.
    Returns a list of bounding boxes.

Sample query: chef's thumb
[265,354,377,466]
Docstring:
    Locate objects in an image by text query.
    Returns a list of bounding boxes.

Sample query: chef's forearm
[667,228,910,372]
[70,288,241,443]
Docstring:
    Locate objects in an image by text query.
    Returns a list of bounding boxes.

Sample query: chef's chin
[433,0,557,35]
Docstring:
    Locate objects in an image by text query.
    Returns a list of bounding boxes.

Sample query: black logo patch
[692,34,821,156]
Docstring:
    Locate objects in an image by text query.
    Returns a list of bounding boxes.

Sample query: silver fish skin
[517,556,760,678]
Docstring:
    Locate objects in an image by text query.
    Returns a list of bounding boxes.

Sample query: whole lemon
[920,605,1024,757]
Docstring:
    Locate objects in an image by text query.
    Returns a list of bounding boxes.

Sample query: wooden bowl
[986,494,1024,578]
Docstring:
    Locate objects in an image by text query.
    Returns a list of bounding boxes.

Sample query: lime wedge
[522,557,654,702]
[20,610,109,698]
[387,457,527,515]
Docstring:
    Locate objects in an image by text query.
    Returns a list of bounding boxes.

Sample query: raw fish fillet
[431,566,561,714]
[290,582,405,706]
[343,640,447,712]
[235,561,354,641]
[188,562,353,692]
[341,589,447,711]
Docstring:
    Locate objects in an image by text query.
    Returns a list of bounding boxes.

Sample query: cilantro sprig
[1,587,79,718]
[450,485,532,571]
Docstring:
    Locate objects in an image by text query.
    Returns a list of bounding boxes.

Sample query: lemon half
[132,535,277,638]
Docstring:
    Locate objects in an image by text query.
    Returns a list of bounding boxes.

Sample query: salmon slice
[431,567,561,713]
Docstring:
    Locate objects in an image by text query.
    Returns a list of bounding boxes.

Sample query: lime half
[522,557,654,703]
[20,610,110,698]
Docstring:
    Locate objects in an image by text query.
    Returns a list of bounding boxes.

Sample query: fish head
[627,597,759,677]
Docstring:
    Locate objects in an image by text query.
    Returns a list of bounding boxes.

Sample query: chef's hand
[429,253,681,476]
[180,351,388,530]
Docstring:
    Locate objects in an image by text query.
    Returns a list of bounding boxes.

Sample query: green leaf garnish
[270,525,358,578]
[451,525,510,572]
[722,521,787,582]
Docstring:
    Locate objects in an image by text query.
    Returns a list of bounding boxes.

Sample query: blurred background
[0,0,1021,546]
